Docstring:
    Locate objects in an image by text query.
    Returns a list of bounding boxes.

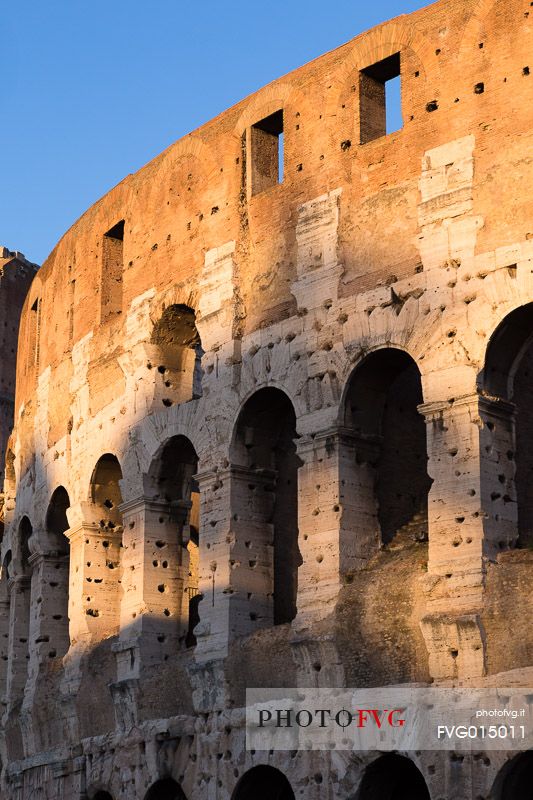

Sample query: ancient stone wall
[2,0,533,797]
[0,249,38,532]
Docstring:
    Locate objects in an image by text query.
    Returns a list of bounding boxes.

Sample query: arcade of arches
[86,754,533,799]
[4,308,533,795]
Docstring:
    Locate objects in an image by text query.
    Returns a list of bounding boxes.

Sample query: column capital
[418,391,515,420]
[194,467,224,487]
[478,393,515,418]
[119,495,193,525]
[296,425,353,448]
[118,495,172,516]
[296,426,381,460]
[67,500,126,531]
[7,574,30,592]
[194,464,277,487]
[64,522,123,544]
[229,464,277,480]
[28,550,68,567]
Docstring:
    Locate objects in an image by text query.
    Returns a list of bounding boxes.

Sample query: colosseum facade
[2,0,533,797]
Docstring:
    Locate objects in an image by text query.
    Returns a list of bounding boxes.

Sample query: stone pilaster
[228,465,277,633]
[190,468,234,712]
[294,427,381,629]
[418,392,515,679]
[193,468,233,665]
[0,588,9,712]
[292,189,343,311]
[20,549,70,753]
[26,550,69,678]
[294,431,342,628]
[114,496,190,684]
[5,575,31,711]
[65,506,122,647]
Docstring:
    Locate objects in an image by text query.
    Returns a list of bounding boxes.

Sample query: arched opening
[46,487,70,547]
[44,486,71,658]
[90,454,123,530]
[150,304,203,407]
[492,751,533,799]
[232,765,295,800]
[19,516,32,569]
[357,754,430,800]
[230,388,301,629]
[144,777,187,800]
[92,792,114,800]
[483,303,533,548]
[342,349,430,556]
[148,435,200,647]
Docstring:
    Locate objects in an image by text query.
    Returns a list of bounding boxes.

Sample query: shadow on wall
[1,346,435,753]
[8,304,533,793]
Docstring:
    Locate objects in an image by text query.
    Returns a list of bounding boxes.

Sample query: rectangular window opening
[105,220,125,242]
[359,52,402,144]
[101,220,125,322]
[250,109,284,196]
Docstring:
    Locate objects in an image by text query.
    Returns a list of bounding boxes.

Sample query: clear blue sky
[1,0,430,265]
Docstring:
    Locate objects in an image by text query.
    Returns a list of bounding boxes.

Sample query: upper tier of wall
[14,0,533,412]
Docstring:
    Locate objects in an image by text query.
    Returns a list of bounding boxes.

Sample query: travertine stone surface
[2,0,533,797]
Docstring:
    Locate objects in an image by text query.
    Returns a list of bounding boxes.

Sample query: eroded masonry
[2,0,533,797]
[0,249,38,537]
